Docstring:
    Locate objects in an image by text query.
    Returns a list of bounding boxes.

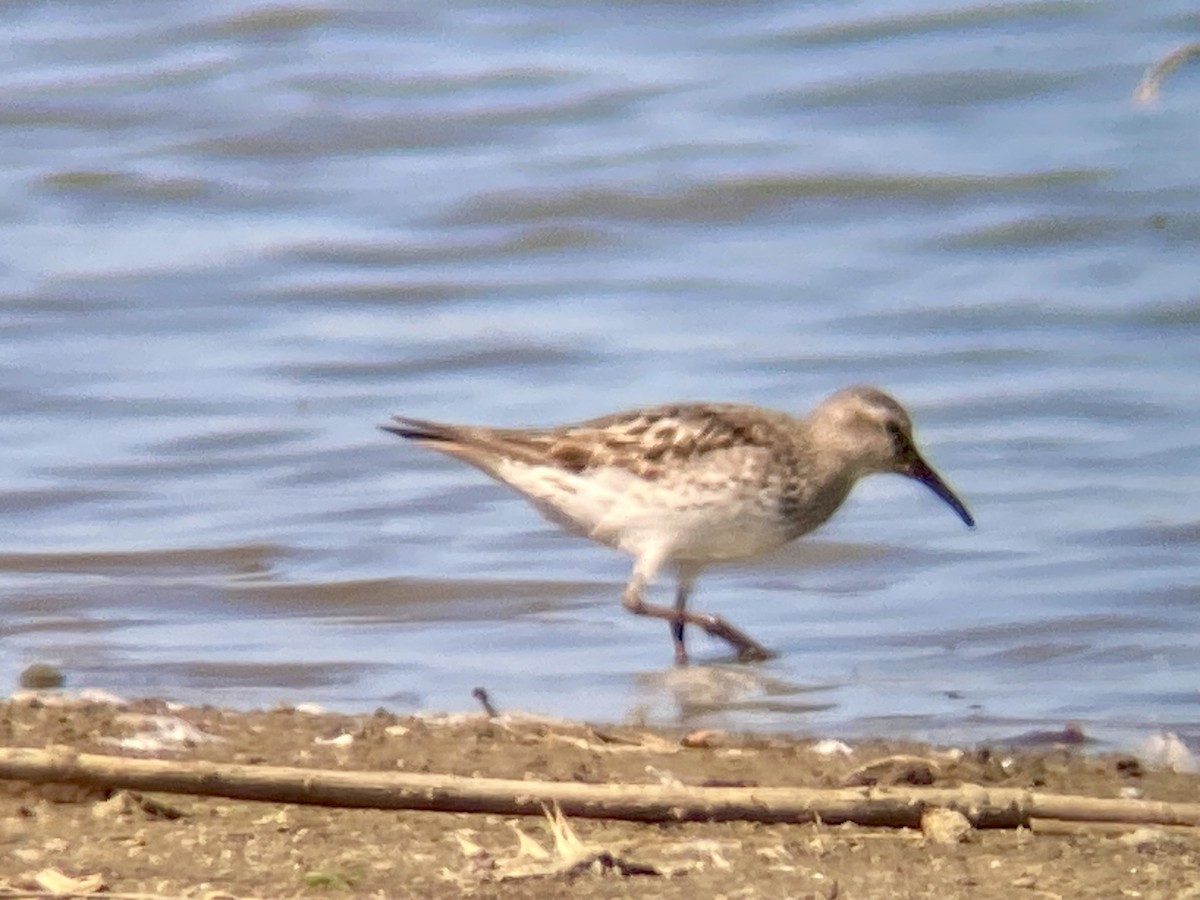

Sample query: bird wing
[384,404,795,481]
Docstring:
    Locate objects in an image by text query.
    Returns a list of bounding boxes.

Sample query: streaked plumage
[383,386,974,664]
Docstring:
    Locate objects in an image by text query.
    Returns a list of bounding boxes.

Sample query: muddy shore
[1,695,1198,899]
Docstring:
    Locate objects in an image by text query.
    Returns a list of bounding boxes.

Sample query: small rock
[92,791,137,820]
[18,664,64,690]
[921,808,973,845]
[1115,756,1144,778]
[811,739,853,757]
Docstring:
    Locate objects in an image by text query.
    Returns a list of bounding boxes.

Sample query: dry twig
[1,746,1199,830]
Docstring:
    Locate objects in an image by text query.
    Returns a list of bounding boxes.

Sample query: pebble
[18,664,64,690]
[921,808,973,845]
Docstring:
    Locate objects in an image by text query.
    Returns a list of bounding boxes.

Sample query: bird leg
[671,576,690,665]
[621,566,774,664]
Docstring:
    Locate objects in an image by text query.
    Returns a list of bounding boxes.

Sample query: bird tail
[381,415,559,475]
[381,415,538,477]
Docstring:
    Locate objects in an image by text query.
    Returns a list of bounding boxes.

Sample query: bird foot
[698,615,775,663]
[735,643,776,663]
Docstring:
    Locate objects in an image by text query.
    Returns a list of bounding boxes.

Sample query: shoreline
[1,695,1199,897]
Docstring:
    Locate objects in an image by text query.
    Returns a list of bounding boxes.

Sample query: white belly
[493,458,793,564]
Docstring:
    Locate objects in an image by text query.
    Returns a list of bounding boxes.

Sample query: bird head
[812,386,975,528]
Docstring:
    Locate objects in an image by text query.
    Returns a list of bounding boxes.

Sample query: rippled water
[2,0,1199,749]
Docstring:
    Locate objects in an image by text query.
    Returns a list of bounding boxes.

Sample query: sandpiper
[383,386,974,664]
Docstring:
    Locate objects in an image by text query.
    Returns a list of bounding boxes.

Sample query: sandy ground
[1,695,1199,899]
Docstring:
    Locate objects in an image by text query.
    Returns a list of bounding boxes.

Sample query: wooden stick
[1029,818,1200,837]
[1,746,1198,830]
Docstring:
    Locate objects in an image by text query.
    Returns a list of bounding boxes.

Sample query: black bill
[906,456,975,527]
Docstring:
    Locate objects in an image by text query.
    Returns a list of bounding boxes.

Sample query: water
[2,0,1199,750]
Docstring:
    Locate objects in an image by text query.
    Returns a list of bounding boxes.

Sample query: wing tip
[380,416,458,442]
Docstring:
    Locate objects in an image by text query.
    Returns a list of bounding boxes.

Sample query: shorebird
[382,386,974,664]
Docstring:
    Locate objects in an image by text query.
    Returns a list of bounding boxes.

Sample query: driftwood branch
[1,746,1198,830]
